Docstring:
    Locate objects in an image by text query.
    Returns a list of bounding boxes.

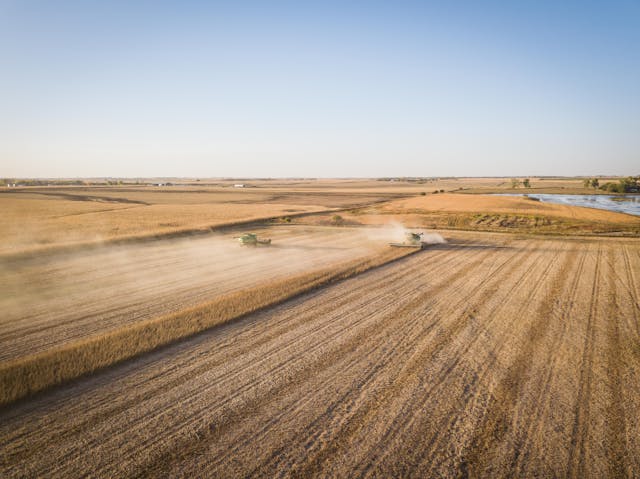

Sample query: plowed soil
[1,231,638,478]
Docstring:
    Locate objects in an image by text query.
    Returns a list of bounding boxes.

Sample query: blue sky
[1,1,638,177]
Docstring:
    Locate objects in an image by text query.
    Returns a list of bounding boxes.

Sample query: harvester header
[389,232,425,249]
[236,233,272,246]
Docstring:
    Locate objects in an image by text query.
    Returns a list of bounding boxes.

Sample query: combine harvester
[389,232,427,250]
[237,233,272,247]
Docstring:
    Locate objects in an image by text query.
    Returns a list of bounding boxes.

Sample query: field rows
[0,226,393,362]
[1,233,638,477]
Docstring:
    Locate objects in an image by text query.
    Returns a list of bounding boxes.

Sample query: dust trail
[359,221,446,245]
[421,232,446,245]
[0,225,402,362]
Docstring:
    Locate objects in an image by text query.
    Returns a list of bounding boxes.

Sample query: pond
[496,194,640,216]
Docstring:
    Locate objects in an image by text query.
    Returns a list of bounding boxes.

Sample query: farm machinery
[236,233,272,246]
[389,232,425,249]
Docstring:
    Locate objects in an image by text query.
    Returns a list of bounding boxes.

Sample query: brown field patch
[1,232,638,477]
[0,186,401,254]
[296,193,640,236]
[0,225,415,404]
[387,193,640,223]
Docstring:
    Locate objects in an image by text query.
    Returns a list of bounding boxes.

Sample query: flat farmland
[1,231,638,478]
[0,186,403,254]
[0,225,397,362]
[298,193,640,236]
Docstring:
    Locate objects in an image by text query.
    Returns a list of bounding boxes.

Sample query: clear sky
[1,0,639,178]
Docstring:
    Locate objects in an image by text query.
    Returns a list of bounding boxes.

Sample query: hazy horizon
[2,1,639,178]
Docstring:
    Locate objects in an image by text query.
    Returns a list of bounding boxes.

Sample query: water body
[496,194,640,216]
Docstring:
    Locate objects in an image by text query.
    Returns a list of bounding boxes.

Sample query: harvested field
[1,231,638,478]
[0,225,415,404]
[0,226,408,362]
[0,186,402,254]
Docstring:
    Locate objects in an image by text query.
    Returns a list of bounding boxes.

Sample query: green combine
[389,232,424,249]
[237,233,272,246]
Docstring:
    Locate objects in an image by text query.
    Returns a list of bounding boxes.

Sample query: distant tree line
[584,176,639,193]
[2,179,147,187]
[1,179,87,186]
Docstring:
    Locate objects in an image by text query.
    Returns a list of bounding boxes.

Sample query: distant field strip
[1,234,638,477]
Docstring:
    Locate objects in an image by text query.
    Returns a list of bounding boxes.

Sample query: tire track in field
[229,245,510,477]
[1,244,474,467]
[29,264,433,477]
[621,245,640,336]
[348,241,544,477]
[125,244,501,477]
[458,241,580,476]
[603,246,629,479]
[23,279,413,479]
[567,243,602,479]
[417,241,568,477]
[229,300,445,479]
[289,241,543,477]
[5,237,636,478]
[391,243,554,461]
[10,246,490,478]
[140,244,504,476]
[115,249,490,478]
[509,244,588,476]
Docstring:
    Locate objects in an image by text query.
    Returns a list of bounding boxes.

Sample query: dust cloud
[0,226,407,361]
[359,221,446,245]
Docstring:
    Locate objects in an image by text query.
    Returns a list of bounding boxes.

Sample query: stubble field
[0,226,400,362]
[1,180,639,478]
[1,232,638,477]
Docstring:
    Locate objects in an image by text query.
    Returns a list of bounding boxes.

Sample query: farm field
[0,185,405,254]
[298,193,640,236]
[0,225,408,363]
[0,177,614,254]
[1,231,639,478]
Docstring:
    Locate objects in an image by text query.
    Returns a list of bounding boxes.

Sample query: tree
[619,176,640,193]
[522,178,531,188]
[331,214,344,226]
[591,178,599,189]
[510,178,520,189]
[583,178,592,188]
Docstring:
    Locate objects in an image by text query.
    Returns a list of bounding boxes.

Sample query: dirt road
[1,232,638,478]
